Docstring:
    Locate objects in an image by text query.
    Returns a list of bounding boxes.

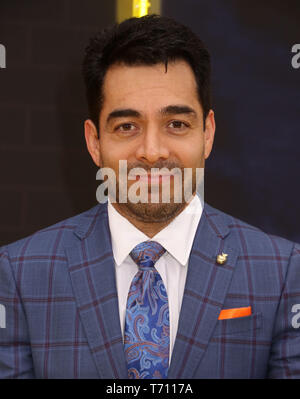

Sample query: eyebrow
[105,104,197,127]
[106,109,141,125]
[160,105,197,117]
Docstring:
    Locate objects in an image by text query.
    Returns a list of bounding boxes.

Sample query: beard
[122,200,186,223]
[112,159,199,223]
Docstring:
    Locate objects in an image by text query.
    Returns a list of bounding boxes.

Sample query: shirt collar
[107,194,203,267]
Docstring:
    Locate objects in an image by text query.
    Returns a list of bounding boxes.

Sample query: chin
[121,201,187,223]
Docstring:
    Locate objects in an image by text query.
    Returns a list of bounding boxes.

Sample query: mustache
[126,160,184,173]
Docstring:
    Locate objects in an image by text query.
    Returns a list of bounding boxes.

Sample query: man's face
[85,60,215,223]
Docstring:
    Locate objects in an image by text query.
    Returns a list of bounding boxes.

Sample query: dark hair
[82,14,211,132]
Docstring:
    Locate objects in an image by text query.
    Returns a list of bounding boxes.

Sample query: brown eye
[171,121,182,128]
[118,123,135,131]
[168,121,189,130]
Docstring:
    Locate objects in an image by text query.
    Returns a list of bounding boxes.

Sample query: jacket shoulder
[1,204,104,258]
[204,203,297,256]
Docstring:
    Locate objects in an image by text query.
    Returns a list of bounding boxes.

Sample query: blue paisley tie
[124,241,169,379]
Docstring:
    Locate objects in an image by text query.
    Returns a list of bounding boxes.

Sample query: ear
[203,109,216,159]
[84,119,101,167]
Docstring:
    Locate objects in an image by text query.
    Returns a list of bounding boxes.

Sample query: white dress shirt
[107,194,203,364]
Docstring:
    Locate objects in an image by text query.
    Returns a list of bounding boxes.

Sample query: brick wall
[0,0,115,245]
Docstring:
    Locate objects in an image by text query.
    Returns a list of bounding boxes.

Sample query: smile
[136,174,175,184]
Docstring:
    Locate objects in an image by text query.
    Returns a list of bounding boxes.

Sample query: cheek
[99,140,132,169]
[174,141,204,168]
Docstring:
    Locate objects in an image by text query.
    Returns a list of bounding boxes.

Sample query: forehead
[101,60,201,115]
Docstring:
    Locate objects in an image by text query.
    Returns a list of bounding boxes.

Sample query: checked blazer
[0,201,300,379]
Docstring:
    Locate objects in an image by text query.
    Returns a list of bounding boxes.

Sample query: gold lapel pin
[216,253,228,265]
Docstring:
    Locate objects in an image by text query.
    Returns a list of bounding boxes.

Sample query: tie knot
[130,241,166,269]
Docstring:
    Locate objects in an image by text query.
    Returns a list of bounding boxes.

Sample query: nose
[135,123,170,165]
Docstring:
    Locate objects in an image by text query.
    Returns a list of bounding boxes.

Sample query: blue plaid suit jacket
[0,201,300,379]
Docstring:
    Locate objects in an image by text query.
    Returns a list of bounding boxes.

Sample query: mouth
[136,173,176,184]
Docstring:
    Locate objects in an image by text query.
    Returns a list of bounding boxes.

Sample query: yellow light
[132,0,151,18]
[116,0,160,23]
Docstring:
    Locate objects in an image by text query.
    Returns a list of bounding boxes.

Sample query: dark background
[0,0,299,246]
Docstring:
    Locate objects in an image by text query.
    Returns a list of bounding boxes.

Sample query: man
[0,15,300,379]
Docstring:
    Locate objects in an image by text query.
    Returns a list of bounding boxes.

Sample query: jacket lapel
[65,202,128,379]
[168,204,239,379]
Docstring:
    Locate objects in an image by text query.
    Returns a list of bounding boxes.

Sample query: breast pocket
[213,312,262,336]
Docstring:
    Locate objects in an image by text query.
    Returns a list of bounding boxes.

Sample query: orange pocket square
[218,306,251,320]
